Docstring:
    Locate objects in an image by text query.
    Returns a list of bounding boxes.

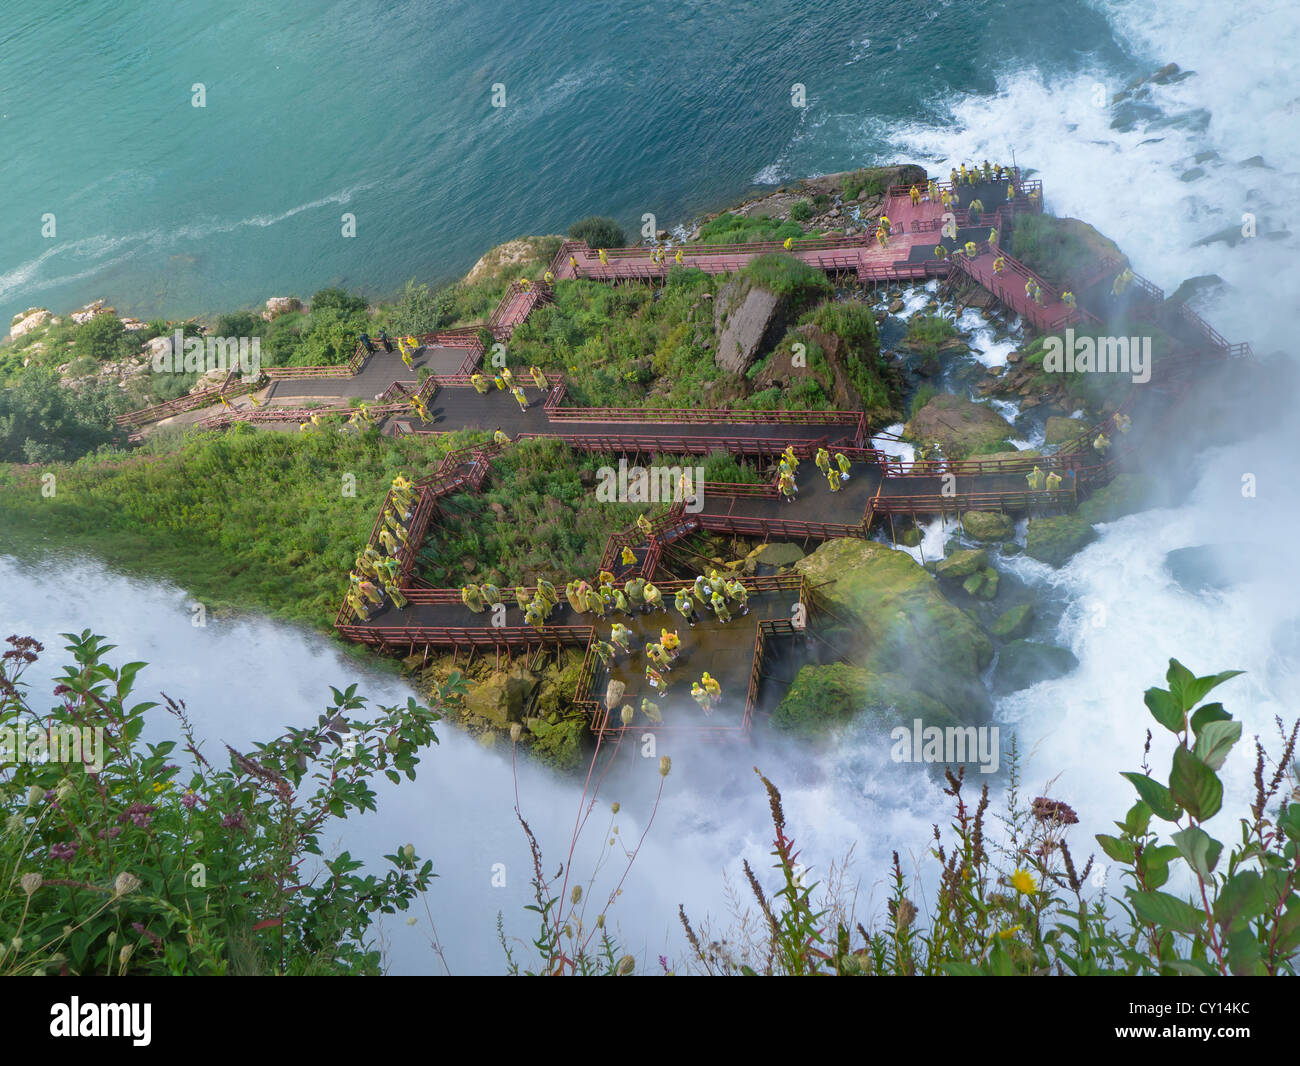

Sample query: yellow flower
[1010,869,1037,895]
[997,925,1023,940]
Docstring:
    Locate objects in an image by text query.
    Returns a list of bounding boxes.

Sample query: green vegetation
[799,301,893,412]
[0,632,455,975]
[1009,212,1127,291]
[0,425,474,630]
[789,200,814,222]
[568,216,626,249]
[72,315,138,363]
[738,253,832,303]
[501,272,723,408]
[696,213,804,245]
[904,314,959,356]
[0,367,123,463]
[686,665,1300,974]
[418,437,744,588]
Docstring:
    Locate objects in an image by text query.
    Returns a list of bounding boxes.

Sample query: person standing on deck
[646,665,667,693]
[471,373,491,394]
[511,385,529,413]
[993,255,1006,275]
[675,590,696,627]
[610,624,632,654]
[691,683,713,715]
[1026,466,1046,492]
[968,198,984,224]
[493,428,511,445]
[727,579,750,615]
[535,578,557,609]
[927,179,938,201]
[879,215,891,236]
[524,599,547,630]
[692,574,712,605]
[1094,432,1111,455]
[461,584,485,613]
[620,545,637,567]
[643,581,665,613]
[909,184,921,206]
[598,249,608,265]
[964,240,978,258]
[826,466,842,493]
[710,589,731,623]
[660,628,681,661]
[779,470,796,502]
[876,225,889,249]
[411,395,430,422]
[988,227,999,247]
[530,365,548,391]
[624,576,645,612]
[1115,413,1131,434]
[835,452,851,481]
[1045,471,1062,492]
[701,672,721,701]
[674,248,683,265]
[815,447,831,476]
[934,245,949,261]
[569,254,579,274]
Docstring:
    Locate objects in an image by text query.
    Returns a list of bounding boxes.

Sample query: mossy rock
[1076,473,1151,524]
[794,539,993,723]
[991,603,1034,640]
[527,715,588,772]
[462,667,538,727]
[977,448,1041,464]
[961,567,1000,600]
[746,541,805,569]
[903,392,1016,459]
[962,511,1014,542]
[1045,415,1088,445]
[936,548,988,580]
[1025,514,1097,567]
[898,527,923,547]
[993,640,1079,693]
[771,663,959,737]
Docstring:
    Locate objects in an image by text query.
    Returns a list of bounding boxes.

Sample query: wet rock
[1025,515,1097,567]
[991,603,1034,640]
[935,548,988,580]
[993,640,1078,694]
[903,392,1016,458]
[962,511,1015,543]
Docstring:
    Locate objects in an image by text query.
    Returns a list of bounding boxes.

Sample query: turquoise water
[2,0,1141,325]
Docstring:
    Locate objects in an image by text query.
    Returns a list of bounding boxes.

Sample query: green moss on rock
[991,603,1034,640]
[1076,473,1151,525]
[771,663,959,737]
[993,640,1079,693]
[936,548,988,580]
[794,539,993,723]
[1025,514,1097,567]
[963,511,1015,542]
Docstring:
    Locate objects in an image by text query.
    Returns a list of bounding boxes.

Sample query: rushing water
[2,0,1298,972]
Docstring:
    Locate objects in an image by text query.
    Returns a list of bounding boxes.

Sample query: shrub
[0,633,456,975]
[789,200,814,222]
[567,216,626,249]
[739,254,832,304]
[73,315,137,363]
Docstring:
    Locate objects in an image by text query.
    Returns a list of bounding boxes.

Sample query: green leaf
[1193,719,1242,772]
[1095,834,1136,864]
[1169,746,1223,821]
[1165,659,1196,709]
[1121,772,1182,822]
[1143,686,1184,733]
[1129,889,1204,934]
[1213,871,1266,930]
[1171,826,1223,879]
[1189,702,1230,737]
[1139,845,1180,890]
[1181,670,1245,712]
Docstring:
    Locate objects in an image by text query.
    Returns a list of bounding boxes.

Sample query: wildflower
[509,723,522,743]
[152,782,167,794]
[611,802,620,815]
[118,944,134,968]
[402,844,415,862]
[20,873,42,896]
[893,898,917,929]
[5,813,23,834]
[1031,796,1079,826]
[49,841,79,863]
[570,885,582,905]
[997,925,1023,940]
[596,914,605,929]
[180,790,198,810]
[55,779,75,804]
[113,872,141,897]
[615,955,635,975]
[10,936,22,953]
[25,786,42,807]
[659,756,671,778]
[1010,868,1038,895]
